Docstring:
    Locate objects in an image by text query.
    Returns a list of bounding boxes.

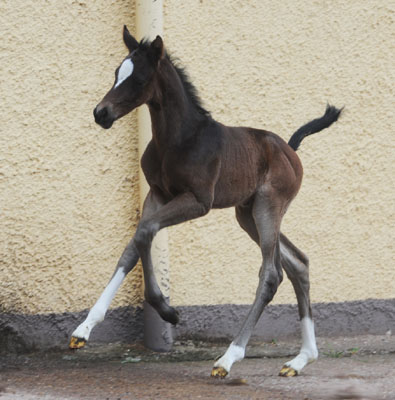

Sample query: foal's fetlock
[69,327,88,349]
[69,325,90,349]
[160,304,179,325]
[279,348,318,377]
[147,295,179,325]
[211,343,244,378]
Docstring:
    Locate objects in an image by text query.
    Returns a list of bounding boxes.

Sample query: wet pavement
[1,334,394,399]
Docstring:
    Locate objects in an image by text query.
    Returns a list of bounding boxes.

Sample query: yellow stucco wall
[0,0,142,314]
[164,1,395,306]
[1,1,394,315]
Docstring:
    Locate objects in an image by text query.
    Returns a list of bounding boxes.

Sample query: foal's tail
[288,104,343,151]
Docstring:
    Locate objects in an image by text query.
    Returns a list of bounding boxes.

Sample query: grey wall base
[175,298,395,342]
[0,306,143,353]
[1,299,394,353]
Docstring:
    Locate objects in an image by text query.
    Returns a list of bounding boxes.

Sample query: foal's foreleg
[134,192,210,325]
[279,233,318,377]
[69,240,139,348]
[69,190,164,349]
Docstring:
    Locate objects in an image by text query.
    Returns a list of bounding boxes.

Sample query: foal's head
[93,26,165,129]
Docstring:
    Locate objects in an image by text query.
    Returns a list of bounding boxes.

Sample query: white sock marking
[214,342,245,373]
[285,317,318,372]
[114,58,134,88]
[72,268,126,340]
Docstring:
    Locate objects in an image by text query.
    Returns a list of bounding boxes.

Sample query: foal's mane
[140,39,210,117]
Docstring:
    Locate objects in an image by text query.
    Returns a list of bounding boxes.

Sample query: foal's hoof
[211,366,228,379]
[69,336,86,349]
[279,366,298,377]
[166,307,179,325]
[159,304,179,325]
[147,295,180,325]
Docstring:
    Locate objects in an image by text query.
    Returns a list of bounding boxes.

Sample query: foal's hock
[70,27,342,379]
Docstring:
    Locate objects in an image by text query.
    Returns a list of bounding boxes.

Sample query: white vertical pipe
[135,0,172,351]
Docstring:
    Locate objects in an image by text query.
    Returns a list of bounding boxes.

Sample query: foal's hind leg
[214,203,317,377]
[278,233,318,376]
[212,192,284,378]
[134,192,210,324]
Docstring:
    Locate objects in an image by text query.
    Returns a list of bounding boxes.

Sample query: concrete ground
[1,334,394,400]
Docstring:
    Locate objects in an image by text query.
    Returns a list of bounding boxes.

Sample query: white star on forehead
[115,58,134,88]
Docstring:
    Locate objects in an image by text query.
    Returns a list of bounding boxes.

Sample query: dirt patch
[1,334,394,399]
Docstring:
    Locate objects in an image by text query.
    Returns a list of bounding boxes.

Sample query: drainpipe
[136,0,173,352]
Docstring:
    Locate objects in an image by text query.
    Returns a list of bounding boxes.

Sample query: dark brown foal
[70,27,342,378]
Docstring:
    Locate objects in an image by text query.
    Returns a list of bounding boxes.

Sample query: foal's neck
[147,59,207,152]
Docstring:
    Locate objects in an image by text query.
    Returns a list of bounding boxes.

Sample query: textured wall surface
[1,0,394,319]
[0,0,142,314]
[164,1,395,306]
[175,299,395,341]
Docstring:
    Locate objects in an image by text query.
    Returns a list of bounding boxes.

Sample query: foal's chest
[140,141,179,198]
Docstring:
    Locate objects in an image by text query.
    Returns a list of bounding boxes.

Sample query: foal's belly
[212,189,256,209]
[212,165,260,208]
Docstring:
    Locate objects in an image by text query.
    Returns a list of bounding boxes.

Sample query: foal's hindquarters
[211,133,318,378]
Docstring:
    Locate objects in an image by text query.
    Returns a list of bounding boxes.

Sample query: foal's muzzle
[93,106,114,129]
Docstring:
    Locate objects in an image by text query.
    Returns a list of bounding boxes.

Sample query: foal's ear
[148,35,165,65]
[123,25,139,52]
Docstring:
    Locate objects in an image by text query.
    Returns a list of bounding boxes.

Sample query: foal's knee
[134,220,160,249]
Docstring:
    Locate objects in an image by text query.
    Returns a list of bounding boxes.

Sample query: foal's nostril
[100,108,108,118]
[94,106,108,123]
[93,105,114,129]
